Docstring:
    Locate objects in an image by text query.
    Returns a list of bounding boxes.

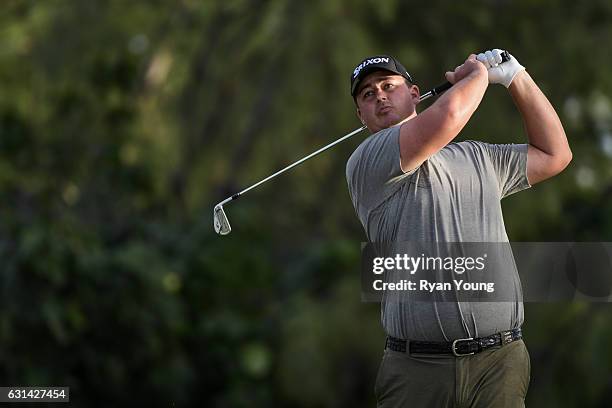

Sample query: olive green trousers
[375,339,530,408]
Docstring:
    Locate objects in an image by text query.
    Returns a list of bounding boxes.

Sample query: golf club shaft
[232,125,368,201]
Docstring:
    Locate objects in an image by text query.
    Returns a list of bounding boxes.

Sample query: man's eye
[364,90,374,98]
[384,83,394,90]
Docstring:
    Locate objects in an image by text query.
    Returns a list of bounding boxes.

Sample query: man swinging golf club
[346,49,572,407]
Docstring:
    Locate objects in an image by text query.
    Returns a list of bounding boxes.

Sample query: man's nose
[376,89,388,101]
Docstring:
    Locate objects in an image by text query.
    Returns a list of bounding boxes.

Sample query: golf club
[214,51,510,235]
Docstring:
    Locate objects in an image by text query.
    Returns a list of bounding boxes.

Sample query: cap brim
[351,67,404,96]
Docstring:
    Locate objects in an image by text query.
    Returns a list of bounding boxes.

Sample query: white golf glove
[476,49,525,88]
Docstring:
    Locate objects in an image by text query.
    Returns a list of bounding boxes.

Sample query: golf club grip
[429,51,511,97]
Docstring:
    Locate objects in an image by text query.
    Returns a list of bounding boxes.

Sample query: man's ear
[411,84,420,104]
[356,108,365,125]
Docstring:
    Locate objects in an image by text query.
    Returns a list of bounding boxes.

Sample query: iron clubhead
[214,204,231,235]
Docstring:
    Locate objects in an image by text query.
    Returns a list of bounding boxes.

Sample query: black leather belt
[385,328,522,357]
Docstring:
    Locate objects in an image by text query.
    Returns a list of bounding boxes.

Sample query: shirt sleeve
[346,125,412,223]
[480,142,531,198]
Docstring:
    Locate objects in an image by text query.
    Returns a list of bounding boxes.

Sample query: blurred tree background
[1,0,612,406]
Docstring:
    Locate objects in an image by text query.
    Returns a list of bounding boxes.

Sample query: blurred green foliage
[1,0,612,406]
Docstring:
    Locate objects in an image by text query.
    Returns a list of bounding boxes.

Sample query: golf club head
[214,204,231,235]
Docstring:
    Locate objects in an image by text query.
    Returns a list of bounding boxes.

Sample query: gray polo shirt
[346,123,530,341]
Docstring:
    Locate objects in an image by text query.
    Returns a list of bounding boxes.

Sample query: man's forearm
[440,60,489,120]
[509,71,571,162]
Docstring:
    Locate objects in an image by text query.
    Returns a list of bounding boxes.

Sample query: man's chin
[368,114,409,132]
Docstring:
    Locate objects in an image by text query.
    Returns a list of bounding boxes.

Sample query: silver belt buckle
[501,330,513,345]
[452,337,475,357]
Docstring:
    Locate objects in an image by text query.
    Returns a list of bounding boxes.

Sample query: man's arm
[476,49,572,185]
[508,71,572,185]
[399,55,489,172]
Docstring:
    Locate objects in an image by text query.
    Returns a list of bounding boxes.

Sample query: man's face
[354,70,420,133]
